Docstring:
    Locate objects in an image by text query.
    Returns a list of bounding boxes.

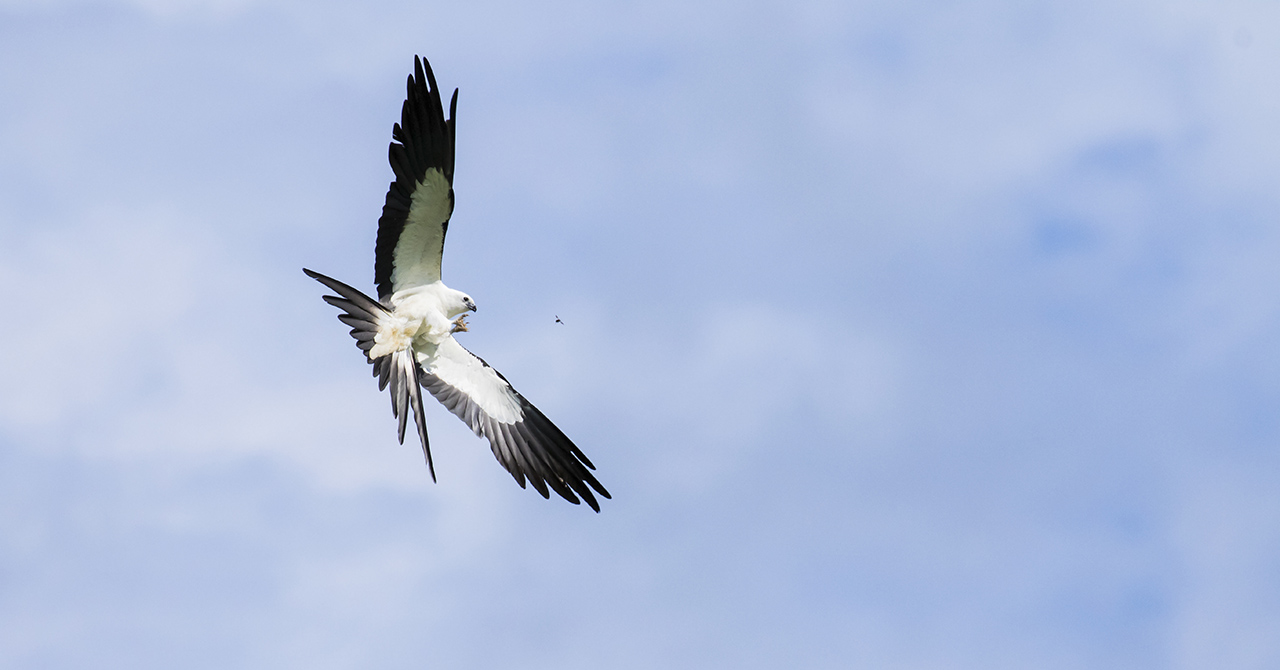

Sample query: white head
[444,287,477,317]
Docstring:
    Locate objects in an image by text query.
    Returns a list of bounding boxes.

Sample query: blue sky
[3,0,1280,667]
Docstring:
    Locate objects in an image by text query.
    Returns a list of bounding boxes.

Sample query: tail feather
[376,355,391,389]
[394,350,411,443]
[305,268,386,316]
[337,313,374,330]
[406,355,435,481]
[322,295,381,322]
[305,268,434,478]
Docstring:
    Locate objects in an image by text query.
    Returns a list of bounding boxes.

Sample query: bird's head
[445,289,477,318]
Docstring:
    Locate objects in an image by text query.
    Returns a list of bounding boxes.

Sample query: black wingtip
[413,54,441,103]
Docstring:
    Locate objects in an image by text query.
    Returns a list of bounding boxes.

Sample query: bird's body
[369,281,472,358]
[304,56,608,511]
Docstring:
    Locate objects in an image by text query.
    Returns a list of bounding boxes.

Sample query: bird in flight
[304,56,609,511]
[555,315,564,325]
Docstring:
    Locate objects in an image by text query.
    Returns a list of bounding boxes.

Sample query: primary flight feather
[304,56,609,512]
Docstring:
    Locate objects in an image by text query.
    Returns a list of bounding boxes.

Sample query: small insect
[555,315,564,325]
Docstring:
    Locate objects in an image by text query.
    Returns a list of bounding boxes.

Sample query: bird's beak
[467,300,477,312]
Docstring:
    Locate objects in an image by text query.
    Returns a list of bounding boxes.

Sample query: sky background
[3,0,1280,667]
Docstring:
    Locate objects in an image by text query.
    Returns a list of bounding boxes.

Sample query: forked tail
[303,268,435,481]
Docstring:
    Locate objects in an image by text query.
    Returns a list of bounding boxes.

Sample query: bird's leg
[451,315,470,333]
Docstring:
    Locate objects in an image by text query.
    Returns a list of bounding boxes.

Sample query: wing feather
[374,56,458,299]
[514,417,601,504]
[417,338,610,511]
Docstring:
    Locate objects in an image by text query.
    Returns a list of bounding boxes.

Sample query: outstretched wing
[418,338,611,512]
[374,55,458,300]
[303,269,435,480]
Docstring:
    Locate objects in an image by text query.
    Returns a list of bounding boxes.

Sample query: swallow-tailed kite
[304,56,609,511]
